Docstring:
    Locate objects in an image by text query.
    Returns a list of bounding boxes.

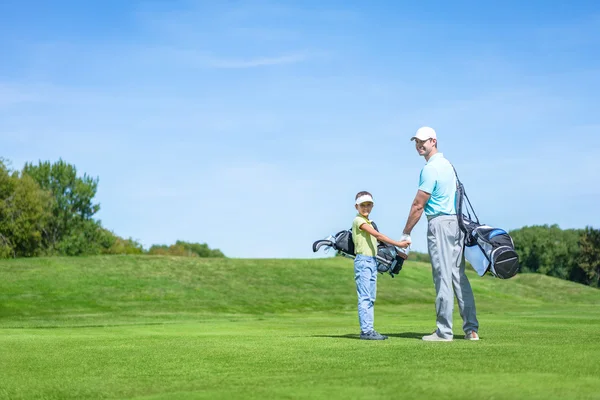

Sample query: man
[402,126,479,341]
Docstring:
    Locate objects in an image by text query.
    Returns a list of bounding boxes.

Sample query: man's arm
[402,190,431,235]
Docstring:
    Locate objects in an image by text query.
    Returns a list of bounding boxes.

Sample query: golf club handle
[312,240,334,253]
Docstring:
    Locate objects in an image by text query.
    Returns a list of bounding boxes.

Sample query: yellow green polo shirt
[352,214,378,256]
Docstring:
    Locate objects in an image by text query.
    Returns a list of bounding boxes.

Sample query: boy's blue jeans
[354,254,378,333]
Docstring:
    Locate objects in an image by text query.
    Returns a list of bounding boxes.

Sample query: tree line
[509,225,599,288]
[0,158,224,258]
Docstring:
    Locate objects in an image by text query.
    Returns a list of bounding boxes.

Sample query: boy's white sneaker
[422,331,453,342]
[465,331,480,341]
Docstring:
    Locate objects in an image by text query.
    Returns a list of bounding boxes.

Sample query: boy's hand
[396,240,411,249]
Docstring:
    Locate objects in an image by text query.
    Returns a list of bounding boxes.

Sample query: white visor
[355,194,374,205]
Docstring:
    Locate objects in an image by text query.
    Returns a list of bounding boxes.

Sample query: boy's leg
[427,217,455,339]
[369,257,377,307]
[369,257,378,329]
[354,255,374,333]
[367,257,388,338]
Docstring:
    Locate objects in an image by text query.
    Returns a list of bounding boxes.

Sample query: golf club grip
[313,240,334,253]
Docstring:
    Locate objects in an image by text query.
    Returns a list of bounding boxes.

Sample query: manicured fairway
[1,256,599,399]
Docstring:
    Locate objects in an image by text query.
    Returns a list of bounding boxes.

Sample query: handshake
[395,234,411,259]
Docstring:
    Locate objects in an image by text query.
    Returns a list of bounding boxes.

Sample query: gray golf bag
[455,167,520,279]
[312,222,406,278]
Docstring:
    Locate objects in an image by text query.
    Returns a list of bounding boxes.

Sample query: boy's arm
[359,223,411,248]
[402,190,431,235]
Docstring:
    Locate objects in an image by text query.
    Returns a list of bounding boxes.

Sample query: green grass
[1,256,600,399]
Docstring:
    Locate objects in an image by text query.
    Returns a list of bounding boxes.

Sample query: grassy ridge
[1,255,598,327]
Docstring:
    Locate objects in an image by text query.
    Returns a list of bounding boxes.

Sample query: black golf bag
[312,222,406,277]
[454,167,520,279]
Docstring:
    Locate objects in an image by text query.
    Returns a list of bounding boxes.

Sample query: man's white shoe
[465,331,480,341]
[422,331,453,342]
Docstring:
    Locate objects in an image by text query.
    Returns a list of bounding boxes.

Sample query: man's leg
[427,218,455,339]
[451,228,479,334]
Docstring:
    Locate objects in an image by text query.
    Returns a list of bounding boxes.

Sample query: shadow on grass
[311,332,428,340]
[384,332,428,340]
[311,334,361,340]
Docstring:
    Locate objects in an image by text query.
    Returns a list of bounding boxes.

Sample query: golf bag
[454,167,520,279]
[312,222,406,277]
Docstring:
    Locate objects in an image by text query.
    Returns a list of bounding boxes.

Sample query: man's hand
[400,233,411,244]
[395,233,412,259]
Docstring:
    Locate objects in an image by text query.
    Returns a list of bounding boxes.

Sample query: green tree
[578,226,600,288]
[22,159,101,254]
[148,244,170,256]
[148,241,225,257]
[0,160,53,258]
[102,231,145,255]
[56,219,116,256]
[175,240,225,257]
[409,251,431,264]
[510,224,582,281]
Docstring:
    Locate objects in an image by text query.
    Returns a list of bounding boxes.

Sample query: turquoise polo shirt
[418,153,457,217]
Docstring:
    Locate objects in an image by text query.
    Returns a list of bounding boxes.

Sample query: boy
[353,191,411,340]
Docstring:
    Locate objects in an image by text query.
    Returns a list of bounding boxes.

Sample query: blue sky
[1,0,599,258]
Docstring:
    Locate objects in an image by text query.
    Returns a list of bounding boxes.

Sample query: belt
[426,213,456,222]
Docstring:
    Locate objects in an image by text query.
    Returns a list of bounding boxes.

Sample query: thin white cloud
[136,46,310,69]
[207,52,308,68]
[129,2,322,70]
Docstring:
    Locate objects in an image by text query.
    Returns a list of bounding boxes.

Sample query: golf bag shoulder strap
[452,164,480,233]
[356,214,378,232]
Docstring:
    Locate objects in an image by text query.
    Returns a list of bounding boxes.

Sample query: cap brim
[411,135,432,141]
[355,194,374,205]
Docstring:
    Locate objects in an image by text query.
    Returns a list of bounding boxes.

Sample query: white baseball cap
[411,126,437,141]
